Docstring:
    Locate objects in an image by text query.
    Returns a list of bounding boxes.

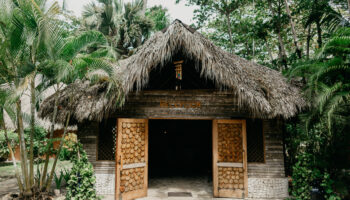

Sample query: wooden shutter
[115,119,148,200]
[212,120,248,198]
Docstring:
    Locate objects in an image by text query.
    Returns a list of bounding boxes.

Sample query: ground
[102,177,244,200]
[0,159,72,199]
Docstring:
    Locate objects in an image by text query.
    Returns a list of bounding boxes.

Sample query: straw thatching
[39,20,306,124]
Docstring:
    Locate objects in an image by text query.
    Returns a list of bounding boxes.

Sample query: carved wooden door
[115,119,148,200]
[212,120,248,198]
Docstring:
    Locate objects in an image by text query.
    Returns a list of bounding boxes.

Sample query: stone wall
[248,178,288,199]
[247,119,288,199]
[77,119,288,199]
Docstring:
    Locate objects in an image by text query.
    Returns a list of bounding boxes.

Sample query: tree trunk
[40,86,60,190]
[29,77,35,187]
[347,0,350,15]
[16,100,32,196]
[284,0,301,58]
[265,37,274,62]
[225,12,234,52]
[45,110,71,191]
[306,24,312,59]
[245,41,250,58]
[268,0,288,70]
[142,0,147,15]
[0,117,24,193]
[316,20,322,48]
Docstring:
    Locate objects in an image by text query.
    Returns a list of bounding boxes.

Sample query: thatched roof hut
[38,20,306,124]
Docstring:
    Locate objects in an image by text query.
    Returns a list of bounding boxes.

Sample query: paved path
[101,177,236,200]
[0,178,19,200]
[0,178,18,198]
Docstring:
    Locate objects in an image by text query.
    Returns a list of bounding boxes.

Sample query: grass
[0,159,72,180]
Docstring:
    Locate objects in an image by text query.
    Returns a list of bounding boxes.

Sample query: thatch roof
[38,20,306,124]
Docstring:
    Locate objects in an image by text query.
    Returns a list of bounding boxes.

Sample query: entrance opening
[149,119,212,177]
[148,119,213,198]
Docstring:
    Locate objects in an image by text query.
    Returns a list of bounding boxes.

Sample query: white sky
[57,0,197,24]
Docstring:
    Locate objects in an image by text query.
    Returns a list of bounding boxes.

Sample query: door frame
[115,117,248,199]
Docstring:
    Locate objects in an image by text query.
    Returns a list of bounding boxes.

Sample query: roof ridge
[161,19,197,34]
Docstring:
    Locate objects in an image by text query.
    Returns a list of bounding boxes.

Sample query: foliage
[65,141,99,200]
[285,120,349,199]
[282,17,350,200]
[0,126,47,160]
[288,28,350,129]
[0,0,112,196]
[62,168,71,185]
[82,0,154,58]
[0,130,18,160]
[179,0,349,70]
[53,170,64,190]
[146,5,171,31]
[59,133,78,161]
[24,126,48,158]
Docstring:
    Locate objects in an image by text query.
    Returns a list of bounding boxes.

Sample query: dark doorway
[148,120,212,179]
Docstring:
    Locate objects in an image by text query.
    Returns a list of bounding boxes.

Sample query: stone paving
[102,177,237,200]
[101,177,287,200]
[0,177,286,200]
[0,178,18,199]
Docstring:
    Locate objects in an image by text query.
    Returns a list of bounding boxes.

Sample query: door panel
[116,118,148,200]
[212,120,247,198]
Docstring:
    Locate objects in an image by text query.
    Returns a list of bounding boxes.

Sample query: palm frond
[61,31,107,60]
[316,82,342,113]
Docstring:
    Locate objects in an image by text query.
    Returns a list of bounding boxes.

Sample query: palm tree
[82,0,153,58]
[39,30,109,191]
[1,0,111,196]
[0,0,34,195]
[289,27,350,130]
[295,0,348,49]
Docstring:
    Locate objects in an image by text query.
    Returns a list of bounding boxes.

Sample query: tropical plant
[39,29,109,193]
[65,141,99,200]
[146,5,171,32]
[288,27,350,129]
[0,0,110,197]
[62,168,71,185]
[53,170,64,190]
[82,0,153,58]
[286,27,350,200]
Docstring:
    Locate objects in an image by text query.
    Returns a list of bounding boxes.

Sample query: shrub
[24,126,48,158]
[286,121,347,200]
[59,133,78,161]
[66,141,99,200]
